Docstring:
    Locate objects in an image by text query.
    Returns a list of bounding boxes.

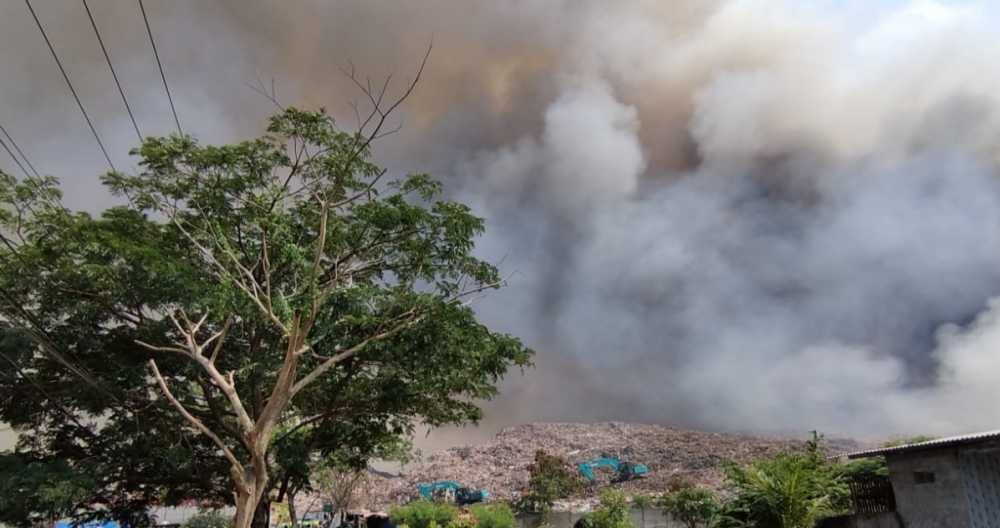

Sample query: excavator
[577,457,649,483]
[416,480,489,505]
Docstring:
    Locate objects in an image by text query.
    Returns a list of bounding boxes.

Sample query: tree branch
[148,359,248,489]
[291,311,423,395]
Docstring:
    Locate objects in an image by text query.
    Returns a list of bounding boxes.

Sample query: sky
[5,0,1000,450]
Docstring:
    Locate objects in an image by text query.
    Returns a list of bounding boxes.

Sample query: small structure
[846,429,1000,528]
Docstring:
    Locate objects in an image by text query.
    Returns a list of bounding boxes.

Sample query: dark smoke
[4,1,1000,449]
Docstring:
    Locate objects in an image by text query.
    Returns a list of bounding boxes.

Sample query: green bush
[520,450,584,513]
[659,486,719,528]
[587,489,634,528]
[469,504,515,528]
[445,516,477,528]
[722,454,842,528]
[182,510,231,528]
[390,500,458,528]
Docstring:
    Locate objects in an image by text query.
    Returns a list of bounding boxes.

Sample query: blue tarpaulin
[55,522,120,528]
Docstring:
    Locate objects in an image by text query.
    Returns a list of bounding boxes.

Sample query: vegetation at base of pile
[469,504,516,528]
[518,450,585,513]
[659,485,719,528]
[708,432,887,528]
[391,501,515,528]
[581,489,634,528]
[390,500,458,528]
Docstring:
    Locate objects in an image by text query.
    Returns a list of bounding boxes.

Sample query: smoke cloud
[5,0,1000,445]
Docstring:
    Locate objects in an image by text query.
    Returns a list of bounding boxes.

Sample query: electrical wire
[138,0,182,135]
[0,123,40,177]
[0,135,30,178]
[25,0,116,171]
[82,0,142,143]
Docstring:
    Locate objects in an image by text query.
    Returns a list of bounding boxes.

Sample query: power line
[0,123,40,177]
[82,0,142,143]
[0,135,31,178]
[138,0,182,135]
[25,0,116,172]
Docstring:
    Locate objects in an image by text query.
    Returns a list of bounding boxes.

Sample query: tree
[0,452,94,528]
[519,450,584,513]
[311,440,413,523]
[630,495,654,528]
[658,486,718,528]
[0,99,531,527]
[587,489,634,528]
[721,453,842,528]
[182,510,232,528]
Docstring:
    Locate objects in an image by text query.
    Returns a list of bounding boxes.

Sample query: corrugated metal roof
[844,429,1000,459]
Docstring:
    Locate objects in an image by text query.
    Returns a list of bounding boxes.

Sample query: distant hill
[365,422,864,508]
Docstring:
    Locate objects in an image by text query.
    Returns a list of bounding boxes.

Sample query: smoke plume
[5,0,1000,445]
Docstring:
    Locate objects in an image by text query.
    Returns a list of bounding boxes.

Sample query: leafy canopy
[0,107,532,525]
[586,489,634,528]
[658,486,719,528]
[718,434,848,528]
[519,450,584,513]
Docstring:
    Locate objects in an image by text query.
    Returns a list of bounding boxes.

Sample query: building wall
[958,448,1000,528]
[887,449,970,528]
[516,508,683,528]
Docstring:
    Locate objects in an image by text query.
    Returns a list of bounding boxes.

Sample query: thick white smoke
[5,0,1000,444]
[444,0,1000,440]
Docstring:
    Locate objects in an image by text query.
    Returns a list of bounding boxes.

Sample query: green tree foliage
[719,434,846,528]
[0,452,95,528]
[658,486,719,528]
[444,517,477,528]
[836,457,888,479]
[389,500,458,528]
[587,489,634,528]
[519,450,584,513]
[630,495,654,528]
[0,106,532,528]
[469,504,515,528]
[182,510,233,528]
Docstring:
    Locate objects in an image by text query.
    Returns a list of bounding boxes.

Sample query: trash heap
[363,422,862,509]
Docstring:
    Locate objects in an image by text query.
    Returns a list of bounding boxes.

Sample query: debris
[360,422,863,509]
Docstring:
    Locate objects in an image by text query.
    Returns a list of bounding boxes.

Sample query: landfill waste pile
[363,422,862,509]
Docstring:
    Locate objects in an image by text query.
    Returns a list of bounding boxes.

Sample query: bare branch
[136,340,188,355]
[148,359,247,488]
[206,316,234,364]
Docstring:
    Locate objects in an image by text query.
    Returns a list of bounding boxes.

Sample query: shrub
[587,489,634,528]
[390,501,458,528]
[182,510,231,528]
[519,450,584,512]
[660,486,719,528]
[445,516,476,528]
[469,504,515,528]
[722,454,841,528]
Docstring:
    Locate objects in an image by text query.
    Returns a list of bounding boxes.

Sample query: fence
[849,476,896,514]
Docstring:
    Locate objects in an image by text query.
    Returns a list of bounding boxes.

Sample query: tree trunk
[288,490,299,528]
[235,484,272,528]
[247,495,271,528]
